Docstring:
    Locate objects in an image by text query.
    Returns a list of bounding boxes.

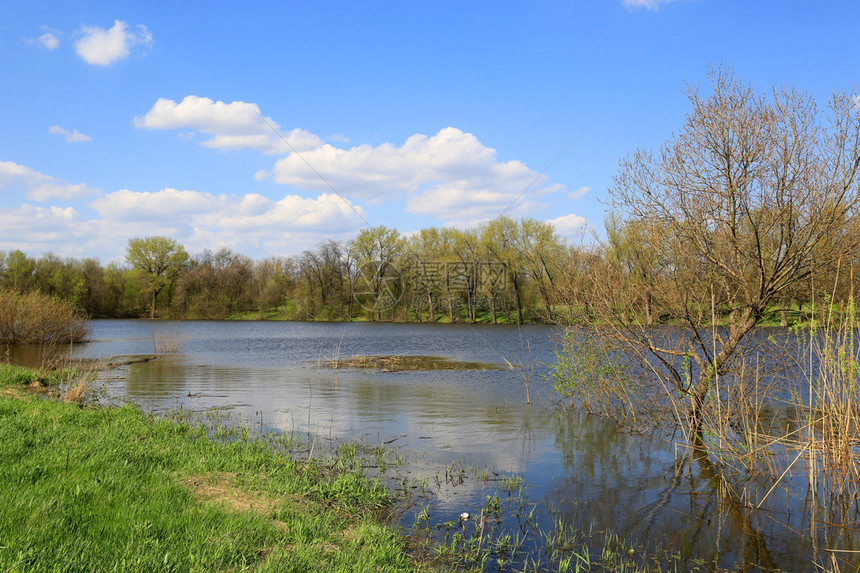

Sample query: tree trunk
[645,291,654,326]
[511,275,524,325]
[688,309,758,448]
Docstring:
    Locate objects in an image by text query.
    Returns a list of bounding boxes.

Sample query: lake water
[8,319,858,571]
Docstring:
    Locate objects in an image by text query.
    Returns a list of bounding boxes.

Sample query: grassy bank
[0,364,418,572]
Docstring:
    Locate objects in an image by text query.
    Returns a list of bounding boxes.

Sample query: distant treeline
[0,216,567,323]
[2,213,851,325]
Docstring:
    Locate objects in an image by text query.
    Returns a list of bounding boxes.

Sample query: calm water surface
[10,320,856,571]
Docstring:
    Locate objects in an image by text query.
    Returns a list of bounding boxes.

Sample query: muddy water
[6,320,854,571]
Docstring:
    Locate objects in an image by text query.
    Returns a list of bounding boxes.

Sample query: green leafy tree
[405,228,448,322]
[515,218,566,323]
[126,237,190,319]
[2,250,36,293]
[349,226,405,320]
[34,253,86,309]
[481,217,526,324]
[252,257,296,318]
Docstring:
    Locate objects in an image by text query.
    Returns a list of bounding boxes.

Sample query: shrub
[0,289,89,344]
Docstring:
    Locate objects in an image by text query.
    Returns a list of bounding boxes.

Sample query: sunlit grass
[0,366,417,572]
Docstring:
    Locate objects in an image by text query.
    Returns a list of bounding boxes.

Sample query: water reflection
[5,319,858,570]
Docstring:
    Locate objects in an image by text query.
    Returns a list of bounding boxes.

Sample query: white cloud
[217,193,366,233]
[74,20,152,66]
[266,127,564,221]
[547,213,589,239]
[0,204,97,256]
[622,0,680,9]
[0,161,97,201]
[49,125,92,143]
[134,100,566,226]
[133,96,321,154]
[37,31,60,50]
[89,188,366,257]
[569,186,590,200]
[90,188,225,223]
[26,27,61,50]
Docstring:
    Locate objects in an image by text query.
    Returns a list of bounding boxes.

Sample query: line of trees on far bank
[1,208,858,326]
[0,216,568,324]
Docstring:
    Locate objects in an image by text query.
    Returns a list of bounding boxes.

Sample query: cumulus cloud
[0,161,97,201]
[0,162,367,259]
[133,96,321,154]
[546,213,589,239]
[74,20,152,66]
[622,0,680,9]
[218,193,366,233]
[49,125,92,143]
[132,95,564,223]
[133,98,566,225]
[89,188,366,256]
[265,127,563,221]
[90,188,225,223]
[0,204,97,255]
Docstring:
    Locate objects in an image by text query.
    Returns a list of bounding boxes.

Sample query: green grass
[0,364,420,572]
[0,363,76,386]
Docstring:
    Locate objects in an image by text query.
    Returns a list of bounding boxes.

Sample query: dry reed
[63,381,89,404]
[153,329,188,353]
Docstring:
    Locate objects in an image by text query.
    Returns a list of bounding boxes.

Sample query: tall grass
[795,298,860,504]
[152,328,188,353]
[707,299,860,502]
[678,297,860,570]
[0,288,88,344]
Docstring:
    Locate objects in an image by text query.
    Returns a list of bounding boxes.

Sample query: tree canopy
[126,236,190,319]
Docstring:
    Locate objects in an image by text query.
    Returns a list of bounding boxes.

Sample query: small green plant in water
[547,327,633,423]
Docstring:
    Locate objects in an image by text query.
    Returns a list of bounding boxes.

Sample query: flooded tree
[557,66,860,448]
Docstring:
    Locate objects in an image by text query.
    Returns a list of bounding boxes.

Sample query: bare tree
[559,66,860,448]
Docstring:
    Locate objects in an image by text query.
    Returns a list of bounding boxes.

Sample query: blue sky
[1,0,858,262]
